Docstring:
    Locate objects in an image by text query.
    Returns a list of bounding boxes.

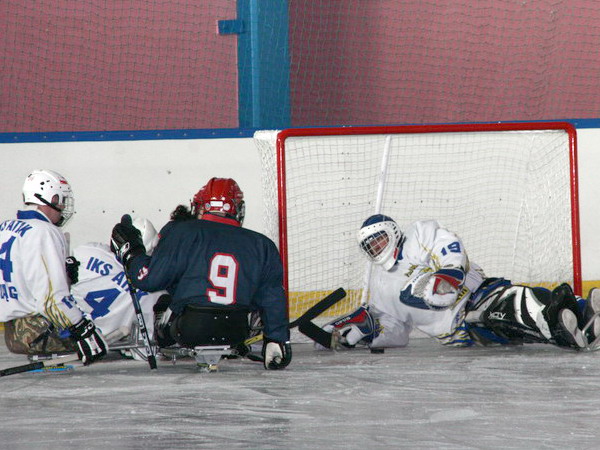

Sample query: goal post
[254,122,581,319]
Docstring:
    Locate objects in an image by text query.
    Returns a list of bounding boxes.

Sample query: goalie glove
[110,214,146,269]
[262,338,292,370]
[322,305,377,348]
[69,318,108,365]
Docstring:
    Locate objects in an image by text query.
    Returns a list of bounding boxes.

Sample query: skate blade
[197,363,219,373]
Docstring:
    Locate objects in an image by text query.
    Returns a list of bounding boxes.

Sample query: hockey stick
[1,326,144,377]
[242,288,346,362]
[0,354,80,377]
[64,231,70,255]
[4,289,349,372]
[297,287,365,349]
[299,316,384,352]
[290,287,347,328]
[125,279,157,370]
[298,320,338,349]
[244,287,347,346]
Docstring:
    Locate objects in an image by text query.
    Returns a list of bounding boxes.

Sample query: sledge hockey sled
[160,345,236,372]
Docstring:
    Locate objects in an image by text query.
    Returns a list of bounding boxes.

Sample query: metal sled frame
[160,345,236,372]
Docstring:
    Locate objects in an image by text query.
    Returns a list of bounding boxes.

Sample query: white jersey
[369,220,485,348]
[0,209,84,328]
[71,242,163,343]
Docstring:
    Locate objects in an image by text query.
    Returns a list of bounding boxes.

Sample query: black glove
[262,338,292,370]
[65,256,80,285]
[110,214,145,268]
[69,318,108,365]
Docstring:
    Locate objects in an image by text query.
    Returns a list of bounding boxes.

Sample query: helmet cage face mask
[192,178,245,225]
[54,196,74,227]
[360,230,390,259]
[22,169,75,227]
[357,216,403,271]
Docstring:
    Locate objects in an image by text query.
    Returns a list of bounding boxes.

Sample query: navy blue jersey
[127,215,289,343]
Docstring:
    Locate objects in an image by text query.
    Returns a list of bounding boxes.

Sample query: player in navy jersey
[110,178,291,370]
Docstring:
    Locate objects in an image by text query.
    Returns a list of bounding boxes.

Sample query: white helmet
[357,214,404,271]
[132,217,159,255]
[22,169,74,227]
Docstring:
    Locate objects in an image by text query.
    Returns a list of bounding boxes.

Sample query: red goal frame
[273,122,581,296]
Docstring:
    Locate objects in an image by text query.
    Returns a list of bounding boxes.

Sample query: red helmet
[192,177,245,224]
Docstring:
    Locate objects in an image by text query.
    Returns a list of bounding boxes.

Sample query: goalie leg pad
[466,284,552,344]
[469,283,586,349]
[170,305,250,348]
[323,306,378,347]
[581,288,600,348]
[557,309,586,349]
[542,283,585,349]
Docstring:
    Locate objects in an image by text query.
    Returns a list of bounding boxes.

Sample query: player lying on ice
[317,214,600,351]
[110,177,291,370]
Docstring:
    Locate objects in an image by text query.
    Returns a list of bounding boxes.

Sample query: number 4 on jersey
[0,236,16,282]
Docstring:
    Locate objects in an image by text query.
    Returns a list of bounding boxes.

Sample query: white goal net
[254,123,581,319]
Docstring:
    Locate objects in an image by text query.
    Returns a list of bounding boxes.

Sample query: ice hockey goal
[254,123,581,319]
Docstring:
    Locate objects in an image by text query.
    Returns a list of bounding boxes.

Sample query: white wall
[0,138,263,249]
[1,128,599,280]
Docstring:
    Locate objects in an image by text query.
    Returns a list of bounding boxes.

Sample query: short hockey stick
[297,287,359,349]
[3,289,348,373]
[242,288,346,362]
[125,278,157,370]
[298,320,338,349]
[290,287,347,328]
[244,287,347,346]
[299,314,384,352]
[1,323,138,377]
[0,354,80,377]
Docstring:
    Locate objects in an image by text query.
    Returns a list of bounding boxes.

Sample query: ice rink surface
[1,335,599,450]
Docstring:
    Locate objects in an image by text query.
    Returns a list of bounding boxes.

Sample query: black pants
[159,304,250,348]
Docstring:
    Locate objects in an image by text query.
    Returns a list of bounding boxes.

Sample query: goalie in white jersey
[71,217,167,361]
[322,214,600,351]
[0,169,107,365]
